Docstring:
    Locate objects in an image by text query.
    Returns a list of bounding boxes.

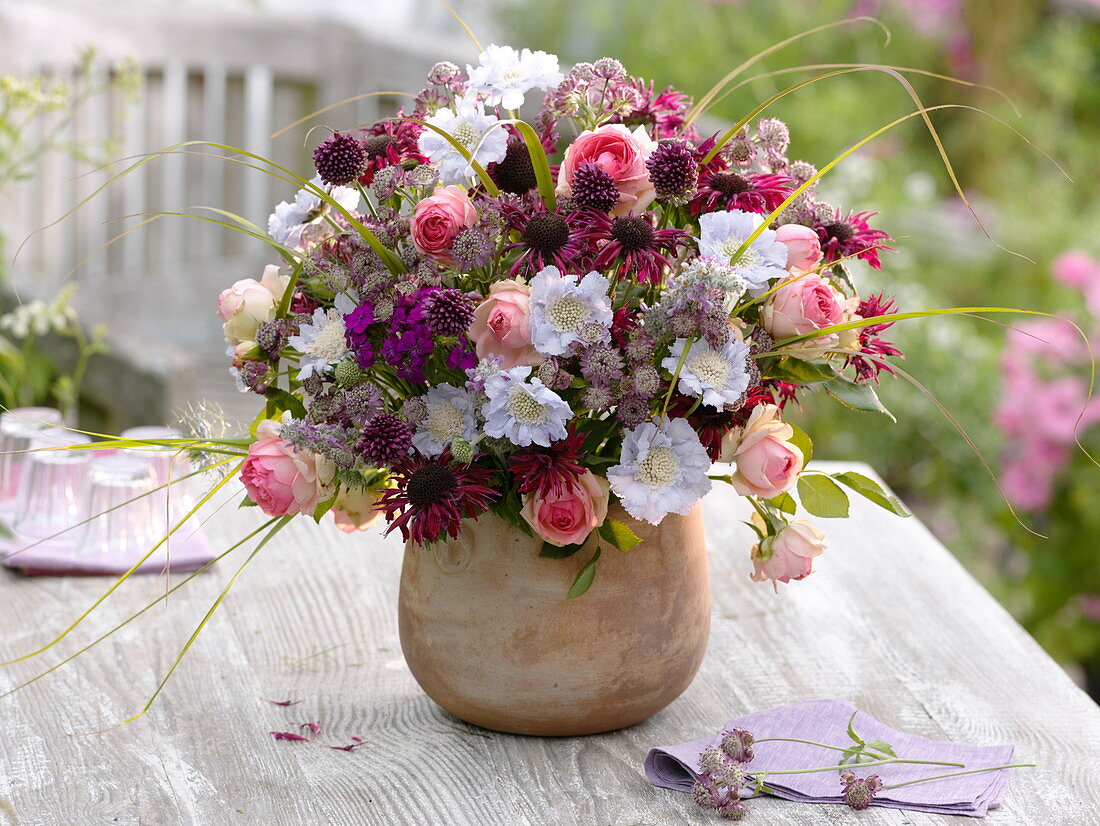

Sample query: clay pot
[397,503,711,736]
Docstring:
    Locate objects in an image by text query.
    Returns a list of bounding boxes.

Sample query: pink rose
[410,185,477,264]
[775,223,823,272]
[751,520,826,589]
[218,265,289,346]
[520,470,610,547]
[241,420,333,517]
[1051,250,1099,290]
[761,273,845,359]
[557,124,657,217]
[468,279,542,368]
[721,404,804,498]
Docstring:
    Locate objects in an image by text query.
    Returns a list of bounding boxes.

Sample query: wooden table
[1,462,1097,824]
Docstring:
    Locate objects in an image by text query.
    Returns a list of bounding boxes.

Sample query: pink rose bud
[519,470,610,547]
[331,484,384,534]
[751,520,826,589]
[775,223,823,272]
[761,273,846,359]
[218,264,289,346]
[241,420,333,517]
[468,279,542,368]
[557,123,657,217]
[721,404,804,498]
[410,185,478,265]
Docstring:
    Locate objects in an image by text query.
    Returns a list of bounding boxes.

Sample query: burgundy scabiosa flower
[847,292,903,382]
[356,413,413,466]
[840,771,884,811]
[509,426,587,498]
[313,132,367,186]
[617,78,697,141]
[816,209,894,270]
[356,115,426,187]
[504,204,593,276]
[691,170,793,217]
[378,449,498,545]
[587,212,688,284]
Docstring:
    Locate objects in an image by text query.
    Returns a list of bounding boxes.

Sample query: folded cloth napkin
[645,699,1015,817]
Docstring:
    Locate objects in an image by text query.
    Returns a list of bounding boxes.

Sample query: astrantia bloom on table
[221,42,910,583]
[607,417,712,524]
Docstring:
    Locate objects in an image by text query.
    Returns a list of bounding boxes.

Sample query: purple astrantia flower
[528,265,613,356]
[465,45,563,110]
[677,257,748,311]
[697,210,789,293]
[289,293,357,380]
[662,337,752,410]
[840,770,884,810]
[412,383,479,457]
[417,91,508,186]
[481,365,572,447]
[607,417,712,524]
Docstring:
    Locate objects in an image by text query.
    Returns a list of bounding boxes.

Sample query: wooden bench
[0,462,1096,823]
[0,0,472,428]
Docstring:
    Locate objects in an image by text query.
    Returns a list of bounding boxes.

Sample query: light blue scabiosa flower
[608,417,713,524]
[697,209,788,293]
[661,337,752,410]
[481,366,571,447]
[529,265,613,356]
[267,176,360,251]
[412,383,478,457]
[288,293,357,380]
[417,91,509,186]
[466,45,563,111]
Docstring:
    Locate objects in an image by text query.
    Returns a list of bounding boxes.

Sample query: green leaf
[764,357,840,384]
[262,387,306,419]
[847,710,864,745]
[787,423,814,465]
[833,471,910,517]
[823,378,897,423]
[768,491,797,515]
[598,518,642,552]
[540,541,584,559]
[865,739,896,757]
[797,475,849,518]
[239,495,257,508]
[507,119,557,210]
[0,521,13,539]
[566,546,601,599]
[312,492,337,523]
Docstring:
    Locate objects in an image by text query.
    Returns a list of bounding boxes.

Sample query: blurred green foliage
[496,0,1100,684]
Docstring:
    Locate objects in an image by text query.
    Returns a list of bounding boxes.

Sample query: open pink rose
[775,223,823,272]
[751,519,826,589]
[410,185,477,264]
[761,273,845,359]
[721,404,804,498]
[557,124,657,217]
[468,279,542,368]
[520,470,610,547]
[218,265,289,346]
[241,420,333,517]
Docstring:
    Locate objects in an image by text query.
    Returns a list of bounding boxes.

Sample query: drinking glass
[120,425,196,529]
[0,407,64,523]
[76,453,160,564]
[13,430,92,548]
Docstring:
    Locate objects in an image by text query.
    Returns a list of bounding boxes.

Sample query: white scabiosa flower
[412,383,478,457]
[466,45,563,110]
[698,209,788,292]
[607,417,713,524]
[528,265,613,356]
[481,366,572,447]
[268,176,360,251]
[417,91,509,186]
[288,293,357,380]
[662,337,752,410]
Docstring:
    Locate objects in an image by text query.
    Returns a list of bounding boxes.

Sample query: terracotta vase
[397,503,711,736]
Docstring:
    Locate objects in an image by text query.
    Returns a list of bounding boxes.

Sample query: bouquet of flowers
[220,44,916,596]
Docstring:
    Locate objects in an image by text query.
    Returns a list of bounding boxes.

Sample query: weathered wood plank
[0,463,1096,824]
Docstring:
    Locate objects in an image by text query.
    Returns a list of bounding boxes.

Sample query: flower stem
[754,737,878,755]
[760,756,964,777]
[883,764,1036,790]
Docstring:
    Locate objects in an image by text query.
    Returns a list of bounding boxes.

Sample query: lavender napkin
[645,699,1015,817]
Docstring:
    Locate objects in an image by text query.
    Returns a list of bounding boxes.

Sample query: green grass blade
[502,119,556,210]
[406,119,501,196]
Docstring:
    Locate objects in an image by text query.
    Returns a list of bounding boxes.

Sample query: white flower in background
[288,293,357,380]
[0,283,79,338]
[481,365,571,447]
[466,45,563,110]
[698,209,788,293]
[607,417,713,525]
[528,265,613,356]
[267,176,360,251]
[417,91,508,185]
[662,337,752,410]
[412,383,479,457]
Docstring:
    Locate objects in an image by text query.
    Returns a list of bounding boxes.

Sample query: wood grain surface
[0,462,1097,825]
